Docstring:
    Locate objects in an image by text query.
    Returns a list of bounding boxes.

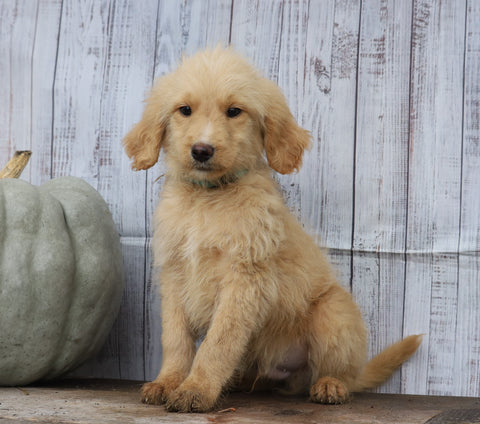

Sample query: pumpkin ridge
[39,177,123,379]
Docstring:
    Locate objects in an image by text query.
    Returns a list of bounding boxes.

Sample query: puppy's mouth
[190,160,227,179]
[192,160,215,171]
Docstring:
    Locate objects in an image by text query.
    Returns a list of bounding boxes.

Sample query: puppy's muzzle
[191,142,215,163]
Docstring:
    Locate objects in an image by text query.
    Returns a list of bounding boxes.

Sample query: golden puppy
[123,47,421,412]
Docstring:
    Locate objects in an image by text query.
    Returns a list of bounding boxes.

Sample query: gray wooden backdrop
[1,0,479,397]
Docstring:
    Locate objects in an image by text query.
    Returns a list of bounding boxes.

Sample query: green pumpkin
[0,176,123,385]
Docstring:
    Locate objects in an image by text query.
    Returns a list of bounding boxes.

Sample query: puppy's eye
[179,106,192,116]
[226,107,242,118]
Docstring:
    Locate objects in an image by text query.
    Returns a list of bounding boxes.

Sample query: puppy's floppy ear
[261,80,312,174]
[123,89,168,171]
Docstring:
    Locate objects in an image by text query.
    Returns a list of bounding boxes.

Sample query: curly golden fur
[123,47,421,413]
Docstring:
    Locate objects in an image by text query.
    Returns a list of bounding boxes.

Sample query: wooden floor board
[0,380,479,424]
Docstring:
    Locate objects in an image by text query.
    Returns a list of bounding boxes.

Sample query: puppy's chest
[157,192,235,326]
[157,189,243,260]
[159,203,226,258]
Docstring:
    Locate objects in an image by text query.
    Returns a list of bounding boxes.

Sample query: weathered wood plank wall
[1,0,479,396]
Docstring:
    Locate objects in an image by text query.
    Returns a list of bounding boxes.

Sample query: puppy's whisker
[154,173,165,183]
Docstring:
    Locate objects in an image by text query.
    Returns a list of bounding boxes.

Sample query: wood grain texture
[403,0,466,396]
[1,0,479,396]
[301,0,360,288]
[2,380,480,424]
[230,0,284,79]
[0,0,43,179]
[29,0,63,184]
[454,0,480,397]
[352,0,412,394]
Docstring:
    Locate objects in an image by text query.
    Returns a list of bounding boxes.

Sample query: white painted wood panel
[301,0,360,287]
[230,0,284,80]
[454,0,480,397]
[52,0,111,186]
[403,0,467,396]
[0,0,59,182]
[352,0,412,394]
[30,0,63,185]
[1,0,479,397]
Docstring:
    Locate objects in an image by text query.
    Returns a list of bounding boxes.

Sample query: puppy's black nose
[191,143,215,162]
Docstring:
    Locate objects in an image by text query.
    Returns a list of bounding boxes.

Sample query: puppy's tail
[352,334,422,392]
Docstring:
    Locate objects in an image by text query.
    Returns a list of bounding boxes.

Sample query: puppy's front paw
[141,374,184,405]
[165,380,219,412]
[310,377,350,404]
[141,382,167,405]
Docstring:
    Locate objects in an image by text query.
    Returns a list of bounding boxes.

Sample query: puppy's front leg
[142,268,196,405]
[166,279,265,412]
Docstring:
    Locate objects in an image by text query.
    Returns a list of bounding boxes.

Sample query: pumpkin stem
[0,151,32,179]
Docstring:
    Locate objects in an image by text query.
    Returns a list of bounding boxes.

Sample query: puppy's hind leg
[307,285,367,404]
[307,285,422,404]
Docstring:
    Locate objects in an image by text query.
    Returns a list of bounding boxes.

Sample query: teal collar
[187,169,249,189]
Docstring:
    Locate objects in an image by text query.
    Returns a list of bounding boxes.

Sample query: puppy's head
[123,48,311,180]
